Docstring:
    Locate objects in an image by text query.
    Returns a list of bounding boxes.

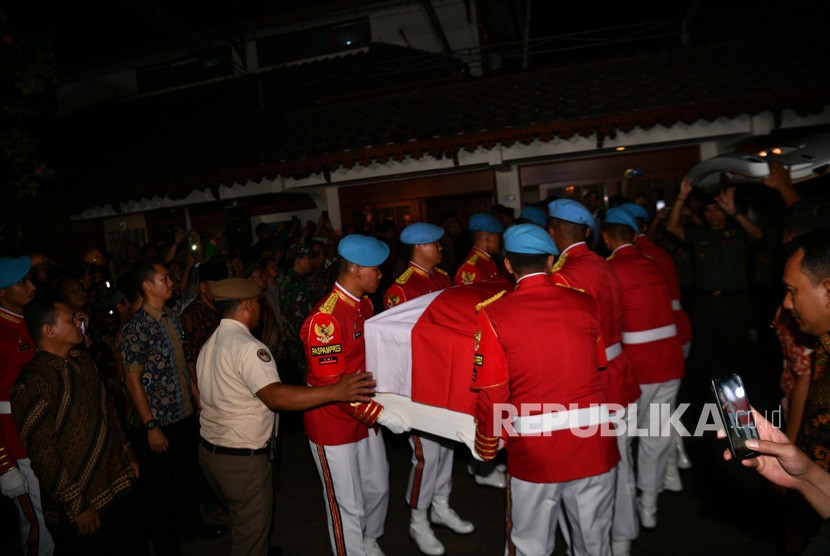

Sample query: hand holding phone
[712,373,760,460]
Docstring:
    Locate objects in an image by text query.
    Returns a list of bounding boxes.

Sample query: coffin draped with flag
[365,279,509,441]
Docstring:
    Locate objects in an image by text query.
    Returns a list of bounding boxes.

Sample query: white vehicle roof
[688,131,830,191]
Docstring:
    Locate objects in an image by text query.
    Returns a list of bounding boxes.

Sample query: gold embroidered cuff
[352,400,382,426]
[475,429,500,461]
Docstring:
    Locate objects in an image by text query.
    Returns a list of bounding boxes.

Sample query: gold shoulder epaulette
[475,290,507,312]
[319,292,339,314]
[395,267,415,285]
[551,252,568,273]
[467,253,479,265]
[435,267,449,276]
[554,283,586,294]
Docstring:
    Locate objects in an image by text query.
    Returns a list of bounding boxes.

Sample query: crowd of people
[0,163,829,556]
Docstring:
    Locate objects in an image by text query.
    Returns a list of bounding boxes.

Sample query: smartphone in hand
[711,373,760,460]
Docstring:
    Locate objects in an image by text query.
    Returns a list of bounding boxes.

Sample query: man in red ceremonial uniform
[453,213,504,286]
[602,208,685,531]
[302,234,410,556]
[0,256,54,555]
[620,202,693,491]
[383,223,473,556]
[452,212,509,489]
[548,199,641,556]
[468,224,619,556]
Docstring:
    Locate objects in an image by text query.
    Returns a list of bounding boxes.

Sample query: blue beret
[400,222,445,245]
[503,224,559,255]
[0,256,31,289]
[604,207,640,234]
[468,213,504,233]
[619,202,649,222]
[519,206,548,227]
[548,199,596,228]
[337,234,390,266]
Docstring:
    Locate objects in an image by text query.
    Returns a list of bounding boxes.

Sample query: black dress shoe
[198,523,227,540]
[180,522,228,542]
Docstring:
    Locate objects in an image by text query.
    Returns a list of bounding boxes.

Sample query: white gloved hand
[0,468,29,498]
[457,431,484,461]
[376,409,410,434]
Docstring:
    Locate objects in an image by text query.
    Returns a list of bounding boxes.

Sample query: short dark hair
[337,257,355,278]
[131,258,164,290]
[505,251,548,275]
[786,229,830,285]
[24,297,59,343]
[550,217,588,234]
[602,222,635,241]
[215,298,244,316]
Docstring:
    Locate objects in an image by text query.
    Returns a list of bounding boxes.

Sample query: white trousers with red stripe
[309,430,389,556]
[12,458,54,556]
[406,432,454,509]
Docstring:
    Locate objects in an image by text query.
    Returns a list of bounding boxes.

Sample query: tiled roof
[52,35,830,214]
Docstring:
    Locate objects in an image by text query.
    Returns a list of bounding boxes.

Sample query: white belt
[671,299,682,311]
[0,401,10,414]
[605,342,622,361]
[622,324,677,345]
[513,405,610,435]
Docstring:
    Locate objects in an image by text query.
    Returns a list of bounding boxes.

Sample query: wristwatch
[144,419,159,430]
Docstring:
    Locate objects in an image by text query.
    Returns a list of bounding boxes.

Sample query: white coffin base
[374,392,475,442]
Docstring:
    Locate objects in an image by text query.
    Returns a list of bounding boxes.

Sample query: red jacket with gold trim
[0,309,35,472]
[471,274,620,483]
[302,283,383,445]
[453,247,502,286]
[550,242,640,406]
[634,234,692,350]
[383,262,452,309]
[606,244,684,385]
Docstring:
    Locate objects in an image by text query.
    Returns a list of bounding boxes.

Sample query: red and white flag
[365,280,510,416]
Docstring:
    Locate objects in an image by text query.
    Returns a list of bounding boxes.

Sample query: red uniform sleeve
[471,310,509,390]
[303,311,382,426]
[471,309,508,461]
[0,432,15,473]
[454,262,479,286]
[383,284,406,309]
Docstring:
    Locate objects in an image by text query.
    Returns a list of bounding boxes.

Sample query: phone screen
[711,373,759,460]
[656,199,666,211]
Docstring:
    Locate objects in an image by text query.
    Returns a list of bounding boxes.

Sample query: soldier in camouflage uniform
[279,243,315,380]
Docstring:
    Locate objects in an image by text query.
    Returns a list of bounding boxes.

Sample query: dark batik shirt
[120,304,194,425]
[11,348,135,524]
[181,296,221,366]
